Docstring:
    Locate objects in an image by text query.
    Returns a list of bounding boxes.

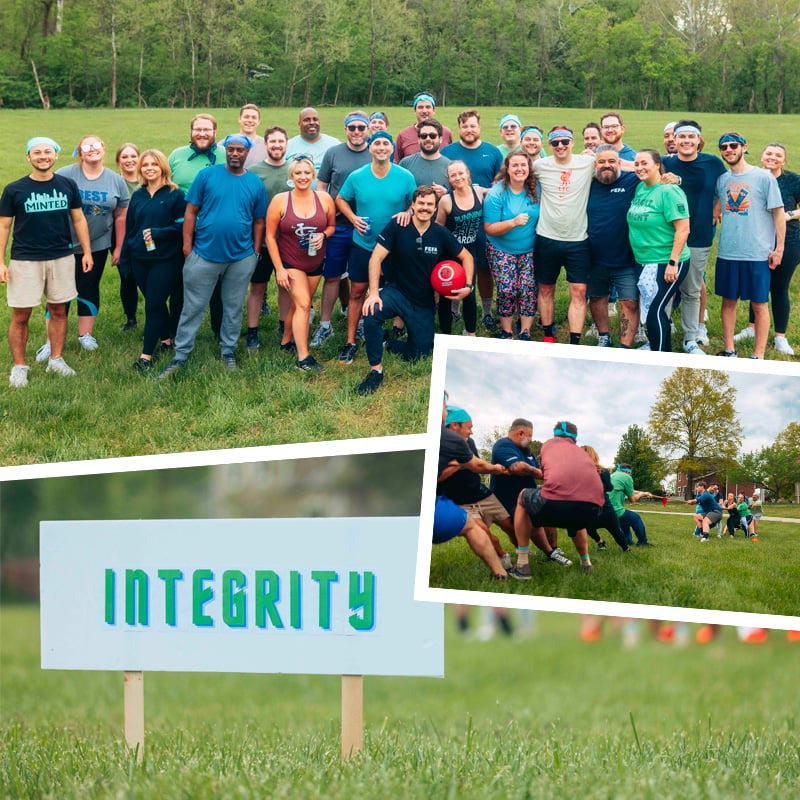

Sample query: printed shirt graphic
[626,182,690,265]
[533,154,595,241]
[716,167,783,260]
[0,174,82,260]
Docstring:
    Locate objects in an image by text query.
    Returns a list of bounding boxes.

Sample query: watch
[465,283,474,293]
[668,259,677,267]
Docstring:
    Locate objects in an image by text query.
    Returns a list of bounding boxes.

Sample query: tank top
[445,187,484,253]
[277,191,327,271]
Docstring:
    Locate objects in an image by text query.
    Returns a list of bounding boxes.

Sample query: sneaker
[35,341,51,362]
[509,563,532,580]
[221,353,239,371]
[356,368,384,395]
[245,331,260,353]
[279,341,297,355]
[482,313,497,332]
[391,325,407,340]
[451,303,462,323]
[338,342,358,364]
[122,318,137,331]
[133,357,153,374]
[548,547,572,567]
[774,336,795,355]
[597,333,612,347]
[598,540,607,551]
[696,324,709,346]
[733,326,755,343]
[542,335,556,344]
[9,365,29,388]
[683,340,704,355]
[310,324,333,347]
[356,319,365,343]
[500,553,513,570]
[700,536,709,542]
[493,572,508,581]
[296,355,324,372]
[717,349,737,358]
[498,330,513,340]
[634,325,648,344]
[607,301,617,317]
[519,331,531,342]
[158,357,186,378]
[638,341,651,351]
[585,323,599,339]
[46,357,76,377]
[78,332,98,351]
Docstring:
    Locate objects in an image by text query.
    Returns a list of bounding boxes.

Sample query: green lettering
[254,570,283,628]
[312,570,338,629]
[192,569,214,627]
[105,568,115,624]
[158,569,184,626]
[125,569,149,626]
[222,569,247,628]
[290,570,301,629]
[349,571,376,630]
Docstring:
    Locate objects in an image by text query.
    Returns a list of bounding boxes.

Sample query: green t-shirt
[609,470,634,518]
[626,182,690,264]
[247,161,291,203]
[737,500,750,516]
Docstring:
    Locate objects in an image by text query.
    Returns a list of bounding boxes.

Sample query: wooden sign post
[123,671,144,763]
[341,675,364,760]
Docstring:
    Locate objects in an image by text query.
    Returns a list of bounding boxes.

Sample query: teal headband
[26,137,60,154]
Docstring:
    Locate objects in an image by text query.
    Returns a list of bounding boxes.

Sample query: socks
[516,546,529,567]
[569,332,581,345]
[481,298,493,316]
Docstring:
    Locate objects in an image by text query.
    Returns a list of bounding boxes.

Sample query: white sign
[41,517,443,677]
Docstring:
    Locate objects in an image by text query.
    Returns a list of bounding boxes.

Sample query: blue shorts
[534,235,591,285]
[588,264,638,300]
[347,243,372,284]
[433,495,468,544]
[714,258,770,303]
[323,225,354,279]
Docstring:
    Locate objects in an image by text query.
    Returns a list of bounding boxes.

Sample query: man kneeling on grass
[510,420,605,578]
[356,185,474,396]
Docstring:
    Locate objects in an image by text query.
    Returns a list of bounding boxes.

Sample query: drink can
[307,236,317,257]
[143,229,156,252]
[362,217,371,235]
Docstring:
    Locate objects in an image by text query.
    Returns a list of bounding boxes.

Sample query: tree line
[2,0,799,113]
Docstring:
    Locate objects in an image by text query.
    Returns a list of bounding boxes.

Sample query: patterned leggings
[486,241,537,317]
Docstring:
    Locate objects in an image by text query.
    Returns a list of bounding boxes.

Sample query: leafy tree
[613,424,665,494]
[648,367,742,497]
[734,422,800,500]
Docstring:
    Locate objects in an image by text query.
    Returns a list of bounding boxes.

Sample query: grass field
[429,507,800,617]
[2,605,799,799]
[0,107,798,467]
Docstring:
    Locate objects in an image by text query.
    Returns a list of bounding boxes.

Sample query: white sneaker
[585,323,599,339]
[638,342,651,351]
[733,326,755,343]
[78,333,99,350]
[774,336,795,355]
[696,324,709,346]
[36,341,52,362]
[9,365,29,388]
[634,325,648,344]
[683,340,705,355]
[607,301,618,317]
[46,357,76,377]
[310,324,333,347]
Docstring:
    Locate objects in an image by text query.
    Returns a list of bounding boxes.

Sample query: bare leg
[46,302,69,360]
[9,307,33,365]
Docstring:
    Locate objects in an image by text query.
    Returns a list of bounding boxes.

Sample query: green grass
[2,605,800,799]
[0,107,798,466]
[430,511,800,616]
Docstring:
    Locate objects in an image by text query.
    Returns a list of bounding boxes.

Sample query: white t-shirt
[532,154,595,241]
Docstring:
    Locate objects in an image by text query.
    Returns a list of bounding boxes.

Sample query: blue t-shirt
[186,165,267,262]
[338,163,416,252]
[483,183,539,254]
[490,437,540,516]
[440,141,504,188]
[662,153,727,248]
[617,144,637,162]
[696,490,722,514]
[587,171,639,268]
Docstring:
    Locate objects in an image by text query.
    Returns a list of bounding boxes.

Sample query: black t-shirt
[0,174,82,260]
[377,218,463,308]
[437,431,491,505]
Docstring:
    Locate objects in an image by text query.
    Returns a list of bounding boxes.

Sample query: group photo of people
[3,96,798,400]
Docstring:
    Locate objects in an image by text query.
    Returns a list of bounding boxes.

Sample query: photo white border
[415,334,800,631]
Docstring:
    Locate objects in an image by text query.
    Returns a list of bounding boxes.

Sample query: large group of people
[3,98,798,390]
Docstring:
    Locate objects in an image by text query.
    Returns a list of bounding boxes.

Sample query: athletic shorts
[459,494,510,526]
[433,495,468,544]
[287,263,324,278]
[322,225,354,279]
[588,264,638,300]
[347,243,372,284]
[251,247,276,284]
[703,510,723,526]
[533,235,591,285]
[714,258,770,303]
[520,487,601,532]
[7,256,77,307]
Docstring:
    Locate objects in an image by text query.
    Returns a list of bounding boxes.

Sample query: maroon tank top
[277,191,327,271]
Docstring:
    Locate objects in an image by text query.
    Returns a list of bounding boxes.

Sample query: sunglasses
[418,132,439,140]
[501,124,519,131]
[289,153,314,162]
[80,142,103,152]
[347,125,367,132]
[719,143,741,151]
[550,139,571,147]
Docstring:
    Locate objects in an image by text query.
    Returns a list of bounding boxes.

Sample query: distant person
[687,480,723,543]
[394,91,453,162]
[368,111,389,133]
[285,107,340,181]
[238,103,268,166]
[115,142,142,331]
[609,462,656,546]
[497,114,522,157]
[663,122,678,155]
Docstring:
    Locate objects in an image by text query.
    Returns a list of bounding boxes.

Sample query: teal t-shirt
[609,470,634,518]
[626,182,690,264]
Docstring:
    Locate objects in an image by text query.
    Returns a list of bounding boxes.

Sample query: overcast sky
[442,344,800,473]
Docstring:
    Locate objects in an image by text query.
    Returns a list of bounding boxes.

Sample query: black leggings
[747,239,800,333]
[74,248,108,316]
[132,256,184,356]
[585,505,629,551]
[438,290,477,334]
[645,260,690,351]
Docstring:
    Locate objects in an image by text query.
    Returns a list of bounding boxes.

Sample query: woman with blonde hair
[120,149,186,372]
[580,445,629,551]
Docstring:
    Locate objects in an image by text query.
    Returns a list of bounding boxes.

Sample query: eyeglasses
[501,124,519,131]
[550,139,571,147]
[346,125,367,132]
[191,128,214,134]
[79,142,103,152]
[418,132,439,140]
[719,143,741,151]
[602,124,621,130]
